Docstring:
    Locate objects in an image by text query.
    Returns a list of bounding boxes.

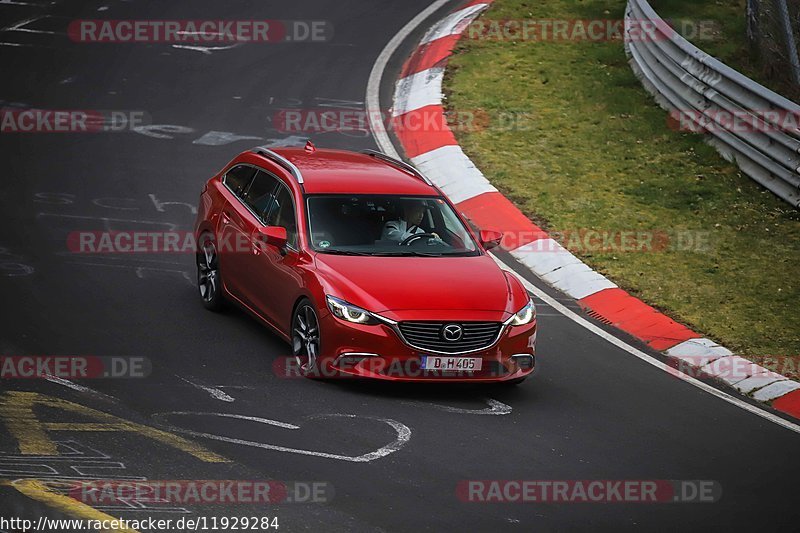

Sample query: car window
[224,165,256,198]
[306,195,478,256]
[242,170,279,221]
[267,185,298,248]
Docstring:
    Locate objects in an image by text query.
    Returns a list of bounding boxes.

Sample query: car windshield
[307,195,480,256]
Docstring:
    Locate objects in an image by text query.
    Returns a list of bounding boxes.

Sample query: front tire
[197,234,224,312]
[292,299,322,377]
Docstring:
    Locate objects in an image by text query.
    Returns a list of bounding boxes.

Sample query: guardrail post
[772,0,800,84]
[747,0,760,46]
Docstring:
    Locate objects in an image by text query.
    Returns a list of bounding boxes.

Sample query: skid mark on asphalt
[405,398,512,415]
[154,411,411,463]
[178,376,235,403]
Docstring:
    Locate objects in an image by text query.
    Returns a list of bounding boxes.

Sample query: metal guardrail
[625,0,800,207]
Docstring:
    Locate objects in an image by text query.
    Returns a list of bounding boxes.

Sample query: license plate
[422,356,482,372]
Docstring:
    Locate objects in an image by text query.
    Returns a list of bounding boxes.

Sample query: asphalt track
[0,1,798,531]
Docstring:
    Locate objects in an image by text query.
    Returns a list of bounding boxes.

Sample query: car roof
[261,148,439,195]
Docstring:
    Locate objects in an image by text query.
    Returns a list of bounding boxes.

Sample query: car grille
[397,321,503,354]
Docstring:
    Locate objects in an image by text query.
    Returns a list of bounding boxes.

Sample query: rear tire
[197,233,224,312]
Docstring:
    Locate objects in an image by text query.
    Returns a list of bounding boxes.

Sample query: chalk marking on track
[172,43,243,54]
[178,376,235,403]
[42,376,119,404]
[406,398,512,415]
[154,411,411,463]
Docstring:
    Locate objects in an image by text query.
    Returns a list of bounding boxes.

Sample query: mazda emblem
[441,324,463,342]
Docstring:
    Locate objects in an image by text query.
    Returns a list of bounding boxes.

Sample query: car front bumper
[312,310,537,382]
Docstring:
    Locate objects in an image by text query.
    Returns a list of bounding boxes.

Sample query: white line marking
[408,398,512,415]
[178,376,235,402]
[172,43,243,55]
[154,412,411,463]
[44,375,93,393]
[166,412,298,430]
[2,16,37,31]
[366,0,452,159]
[4,16,64,35]
[489,254,800,434]
[43,376,118,403]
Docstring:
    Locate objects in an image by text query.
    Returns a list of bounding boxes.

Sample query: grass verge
[445,0,800,369]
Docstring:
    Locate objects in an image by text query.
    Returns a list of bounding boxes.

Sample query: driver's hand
[427,233,444,245]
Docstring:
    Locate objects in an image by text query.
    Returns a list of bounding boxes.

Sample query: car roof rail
[361,149,434,187]
[251,146,305,184]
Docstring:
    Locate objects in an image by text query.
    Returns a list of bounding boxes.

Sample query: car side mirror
[257,226,288,254]
[479,229,503,251]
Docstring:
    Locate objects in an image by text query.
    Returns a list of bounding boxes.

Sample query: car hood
[314,253,514,315]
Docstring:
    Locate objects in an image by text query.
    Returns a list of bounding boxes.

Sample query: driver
[382,199,438,243]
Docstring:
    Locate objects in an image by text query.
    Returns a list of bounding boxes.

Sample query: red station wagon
[194,143,537,383]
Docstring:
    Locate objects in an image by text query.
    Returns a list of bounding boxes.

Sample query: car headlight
[509,299,536,326]
[326,295,377,325]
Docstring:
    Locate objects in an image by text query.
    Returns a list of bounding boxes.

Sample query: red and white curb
[386,0,800,420]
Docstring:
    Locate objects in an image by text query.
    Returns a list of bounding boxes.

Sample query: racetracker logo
[68,20,333,43]
[666,355,800,382]
[465,18,719,43]
[67,231,287,254]
[497,229,712,254]
[68,480,332,504]
[272,108,537,134]
[457,480,721,503]
[0,356,151,379]
[271,355,534,379]
[668,109,800,134]
[0,109,149,133]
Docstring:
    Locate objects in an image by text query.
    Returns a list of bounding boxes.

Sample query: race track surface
[0,1,798,531]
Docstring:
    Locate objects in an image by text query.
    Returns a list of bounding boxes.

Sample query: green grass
[445,0,800,361]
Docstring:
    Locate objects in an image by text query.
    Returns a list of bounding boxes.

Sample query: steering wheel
[400,233,440,246]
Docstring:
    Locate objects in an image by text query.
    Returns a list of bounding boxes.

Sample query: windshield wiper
[318,249,373,256]
[373,251,444,257]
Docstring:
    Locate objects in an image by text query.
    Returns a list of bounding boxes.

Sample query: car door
[219,167,279,306]
[217,164,256,300]
[247,181,304,333]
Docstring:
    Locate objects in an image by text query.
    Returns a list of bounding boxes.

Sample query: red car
[194,144,537,383]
